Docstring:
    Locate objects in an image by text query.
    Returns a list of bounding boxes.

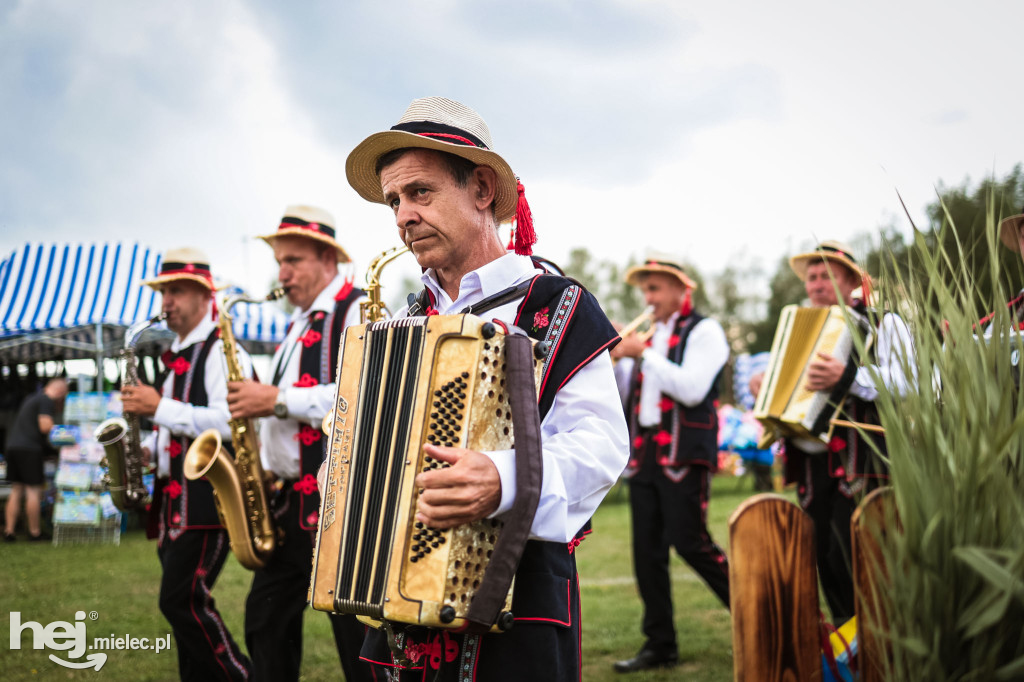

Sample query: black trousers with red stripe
[627,459,730,655]
[157,528,252,681]
[244,487,374,682]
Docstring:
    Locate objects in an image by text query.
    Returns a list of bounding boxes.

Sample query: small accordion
[310,315,541,632]
[753,305,854,443]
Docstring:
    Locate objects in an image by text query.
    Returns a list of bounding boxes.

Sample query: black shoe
[613,649,679,673]
[3,533,15,543]
[28,532,49,542]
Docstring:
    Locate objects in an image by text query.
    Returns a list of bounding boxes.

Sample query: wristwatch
[273,388,289,419]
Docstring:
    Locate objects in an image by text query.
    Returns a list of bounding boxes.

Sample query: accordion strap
[464,329,543,634]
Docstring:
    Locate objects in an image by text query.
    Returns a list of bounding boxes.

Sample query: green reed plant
[865,199,1024,680]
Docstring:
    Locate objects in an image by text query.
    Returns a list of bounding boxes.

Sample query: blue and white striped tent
[0,242,289,363]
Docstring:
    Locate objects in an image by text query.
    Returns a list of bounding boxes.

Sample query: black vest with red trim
[362,273,619,679]
[291,286,364,531]
[161,327,226,529]
[622,311,722,478]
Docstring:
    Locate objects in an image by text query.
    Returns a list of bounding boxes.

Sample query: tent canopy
[0,242,289,364]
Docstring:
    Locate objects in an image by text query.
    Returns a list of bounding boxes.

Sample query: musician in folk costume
[333,96,629,680]
[120,248,253,681]
[756,240,913,624]
[609,259,731,673]
[225,206,373,682]
[988,207,1024,327]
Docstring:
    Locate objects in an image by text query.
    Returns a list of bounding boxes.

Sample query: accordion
[310,314,543,633]
[753,305,856,443]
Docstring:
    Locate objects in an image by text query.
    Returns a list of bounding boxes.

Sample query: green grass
[1,476,774,681]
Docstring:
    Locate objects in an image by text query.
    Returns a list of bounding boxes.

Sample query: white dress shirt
[259,273,366,479]
[405,253,630,543]
[141,304,252,476]
[614,311,730,428]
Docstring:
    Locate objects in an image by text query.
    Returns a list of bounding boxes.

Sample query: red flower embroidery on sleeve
[293,373,319,388]
[298,329,322,348]
[293,474,318,496]
[166,480,183,499]
[294,425,322,446]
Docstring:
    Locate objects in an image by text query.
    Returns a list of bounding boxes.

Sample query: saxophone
[184,288,285,570]
[360,245,410,324]
[97,312,167,512]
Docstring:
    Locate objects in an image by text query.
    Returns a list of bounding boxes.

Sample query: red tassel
[334,274,354,301]
[513,179,536,256]
[679,290,693,318]
[211,298,218,322]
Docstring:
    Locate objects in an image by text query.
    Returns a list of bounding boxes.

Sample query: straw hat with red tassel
[789,240,872,303]
[345,96,536,255]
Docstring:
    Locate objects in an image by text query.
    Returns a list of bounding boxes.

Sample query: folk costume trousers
[244,487,373,682]
[628,459,730,655]
[157,527,253,681]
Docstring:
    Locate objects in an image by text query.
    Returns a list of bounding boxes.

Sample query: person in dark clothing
[4,376,67,541]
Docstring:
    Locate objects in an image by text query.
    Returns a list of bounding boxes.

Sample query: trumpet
[618,306,656,342]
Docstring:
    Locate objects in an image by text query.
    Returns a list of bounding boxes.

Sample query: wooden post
[852,486,896,682]
[729,493,822,682]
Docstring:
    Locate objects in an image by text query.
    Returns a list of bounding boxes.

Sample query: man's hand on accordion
[805,351,845,392]
[414,444,502,529]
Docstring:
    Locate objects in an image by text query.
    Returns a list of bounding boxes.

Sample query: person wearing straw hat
[338,96,628,681]
[225,205,372,682]
[755,240,913,624]
[609,258,730,673]
[121,247,254,681]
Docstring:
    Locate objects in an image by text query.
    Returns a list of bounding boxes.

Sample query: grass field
[1,475,774,681]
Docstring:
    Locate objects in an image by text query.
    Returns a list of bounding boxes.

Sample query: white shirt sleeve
[613,357,635,405]
[485,351,630,543]
[850,313,916,401]
[151,339,238,439]
[639,318,730,407]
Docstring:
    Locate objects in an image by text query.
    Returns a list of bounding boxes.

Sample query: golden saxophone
[184,288,285,570]
[97,312,167,512]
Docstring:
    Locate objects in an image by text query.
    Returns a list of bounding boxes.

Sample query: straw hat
[624,258,697,290]
[346,97,520,224]
[257,205,351,262]
[999,208,1024,252]
[789,240,866,284]
[143,247,216,291]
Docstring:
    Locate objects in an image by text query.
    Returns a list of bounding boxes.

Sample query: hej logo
[9,611,107,671]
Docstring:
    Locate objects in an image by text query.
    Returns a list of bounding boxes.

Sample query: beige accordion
[753,305,854,443]
[310,315,541,632]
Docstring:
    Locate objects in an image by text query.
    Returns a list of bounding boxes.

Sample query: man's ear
[472,165,498,211]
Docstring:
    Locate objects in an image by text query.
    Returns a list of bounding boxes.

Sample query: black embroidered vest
[291,286,364,531]
[623,311,722,480]
[161,327,226,529]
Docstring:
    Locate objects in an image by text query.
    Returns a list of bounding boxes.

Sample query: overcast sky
[2,0,1021,302]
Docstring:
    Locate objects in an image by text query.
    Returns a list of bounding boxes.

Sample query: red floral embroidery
[828,436,846,453]
[659,397,674,413]
[653,430,672,447]
[424,305,439,316]
[171,512,181,524]
[168,440,183,458]
[405,631,458,670]
[306,511,319,526]
[667,334,681,348]
[531,307,550,332]
[166,480,183,499]
[294,425,322,446]
[168,357,191,376]
[835,465,847,478]
[632,436,644,450]
[293,373,319,388]
[293,474,318,496]
[298,329,322,348]
[313,311,326,322]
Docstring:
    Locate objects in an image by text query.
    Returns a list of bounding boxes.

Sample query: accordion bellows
[753,305,853,443]
[310,315,540,631]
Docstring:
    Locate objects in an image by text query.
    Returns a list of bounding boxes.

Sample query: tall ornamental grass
[866,202,1024,680]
